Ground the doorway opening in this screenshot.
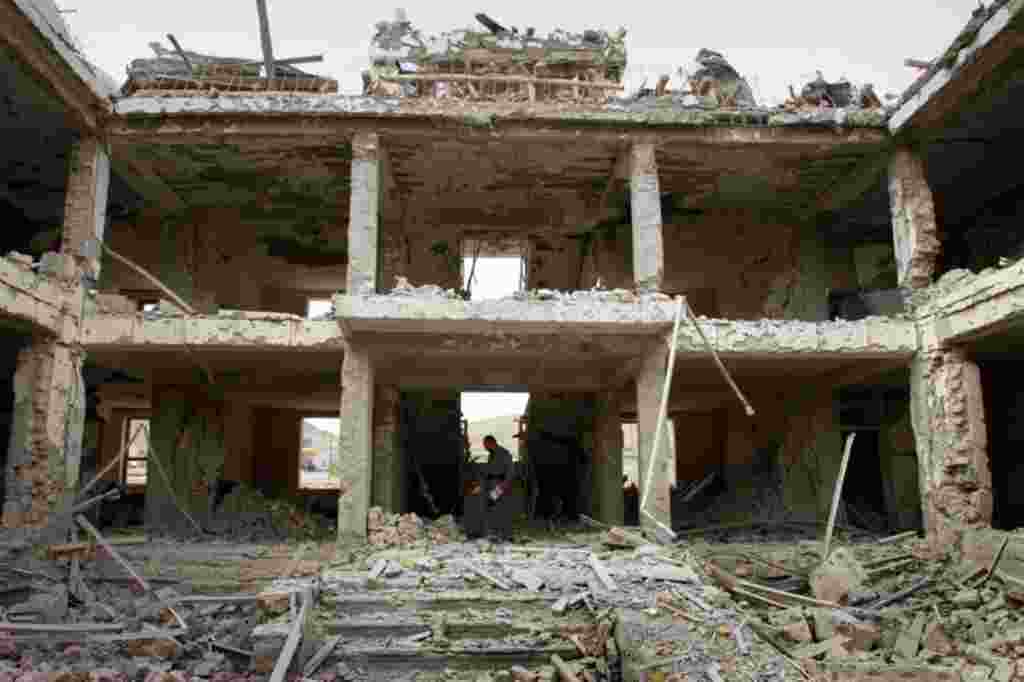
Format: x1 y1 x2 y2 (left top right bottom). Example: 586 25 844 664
299 417 340 490
462 238 526 301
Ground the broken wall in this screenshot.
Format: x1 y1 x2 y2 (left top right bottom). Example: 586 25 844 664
101 210 349 312
532 212 858 320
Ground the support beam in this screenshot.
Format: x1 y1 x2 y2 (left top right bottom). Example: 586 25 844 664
62 137 110 280
636 345 671 533
629 142 664 292
592 392 624 526
889 147 940 291
337 346 375 540
347 133 381 295
909 348 992 550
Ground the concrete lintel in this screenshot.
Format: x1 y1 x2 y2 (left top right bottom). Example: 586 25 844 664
889 2 1022 134
2 0 117 132
333 293 678 335
108 107 889 148
81 314 344 351
917 261 1024 346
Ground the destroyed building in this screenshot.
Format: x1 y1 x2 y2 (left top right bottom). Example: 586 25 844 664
0 0 1023 558
5 1 1024 679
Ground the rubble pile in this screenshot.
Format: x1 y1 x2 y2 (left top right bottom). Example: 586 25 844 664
122 41 338 96
366 506 462 546
784 71 883 111
364 10 626 102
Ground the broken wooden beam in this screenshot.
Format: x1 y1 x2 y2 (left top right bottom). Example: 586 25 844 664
269 586 312 682
75 515 150 593
166 34 194 75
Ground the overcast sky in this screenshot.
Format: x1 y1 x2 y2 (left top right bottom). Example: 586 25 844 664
69 1 977 429
66 0 977 103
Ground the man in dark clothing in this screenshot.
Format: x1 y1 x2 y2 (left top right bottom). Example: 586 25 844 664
482 435 516 541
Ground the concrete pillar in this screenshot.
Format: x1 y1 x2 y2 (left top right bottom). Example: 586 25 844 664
889 147 940 291
636 346 672 532
591 391 624 525
372 384 402 513
338 346 375 540
910 348 992 551
347 133 381 295
62 137 110 280
2 339 85 528
629 142 664 292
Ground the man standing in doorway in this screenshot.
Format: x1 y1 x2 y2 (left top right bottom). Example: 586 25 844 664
482 435 516 541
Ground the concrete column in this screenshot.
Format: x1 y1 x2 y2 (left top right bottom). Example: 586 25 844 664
372 384 402 513
62 137 110 280
910 348 992 551
889 147 940 291
636 346 672 532
591 391 624 525
629 142 664 292
2 339 85 528
347 133 381 295
338 346 375 540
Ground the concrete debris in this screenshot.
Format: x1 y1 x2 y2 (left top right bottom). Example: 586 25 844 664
123 41 338 95
367 506 462 546
365 11 626 102
688 49 757 108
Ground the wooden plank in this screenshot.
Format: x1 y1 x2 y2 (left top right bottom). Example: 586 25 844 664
269 587 312 682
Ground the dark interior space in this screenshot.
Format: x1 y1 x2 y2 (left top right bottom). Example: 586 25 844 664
403 391 464 519
1 44 142 259
839 429 889 532
939 183 1024 275
0 326 31 514
973 332 1024 530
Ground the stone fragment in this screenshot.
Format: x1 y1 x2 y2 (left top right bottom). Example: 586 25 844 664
812 610 835 641
810 548 867 604
781 620 813 643
836 621 881 652
509 666 537 682
125 639 180 659
922 621 955 656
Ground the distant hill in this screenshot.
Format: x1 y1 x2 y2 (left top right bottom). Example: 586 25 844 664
466 414 522 460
